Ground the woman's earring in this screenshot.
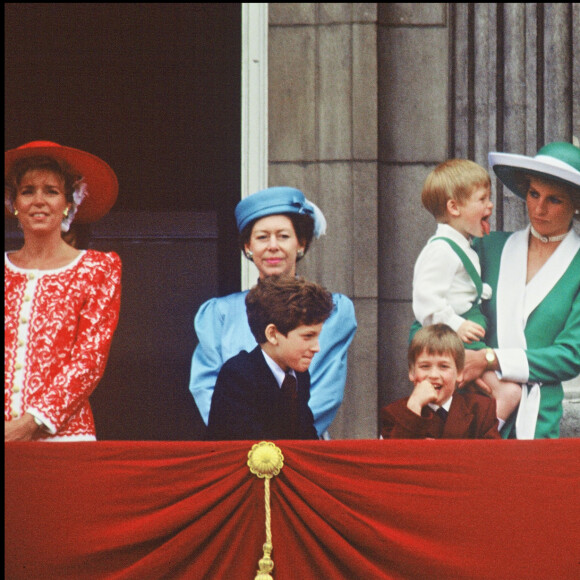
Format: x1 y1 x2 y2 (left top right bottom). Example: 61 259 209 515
297 249 305 259
575 209 580 215
63 207 69 217
245 250 254 261
13 209 18 216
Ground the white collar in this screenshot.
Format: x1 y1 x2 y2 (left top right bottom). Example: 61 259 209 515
428 395 453 413
261 349 295 388
433 223 472 249
4 250 86 275
497 226 580 335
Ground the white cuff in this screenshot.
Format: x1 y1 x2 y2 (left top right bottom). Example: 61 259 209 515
495 348 529 383
28 410 56 435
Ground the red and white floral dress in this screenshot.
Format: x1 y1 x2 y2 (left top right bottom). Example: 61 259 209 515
5 250 122 441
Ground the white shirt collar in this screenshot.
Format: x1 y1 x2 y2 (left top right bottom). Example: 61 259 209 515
434 223 471 249
261 349 295 388
428 395 453 413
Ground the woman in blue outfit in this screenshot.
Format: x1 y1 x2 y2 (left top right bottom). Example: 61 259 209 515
189 186 357 437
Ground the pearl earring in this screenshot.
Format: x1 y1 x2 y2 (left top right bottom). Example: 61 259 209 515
13 209 19 216
245 250 254 260
297 249 305 259
63 208 69 217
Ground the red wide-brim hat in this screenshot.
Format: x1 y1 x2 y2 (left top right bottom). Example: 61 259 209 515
5 141 118 223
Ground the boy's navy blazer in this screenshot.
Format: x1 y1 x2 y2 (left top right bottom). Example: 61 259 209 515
206 345 318 440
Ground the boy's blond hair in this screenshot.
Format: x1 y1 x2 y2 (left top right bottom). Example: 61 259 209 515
408 324 465 371
422 159 491 221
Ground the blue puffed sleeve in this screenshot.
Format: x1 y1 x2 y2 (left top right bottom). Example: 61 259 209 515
188 292 256 425
308 293 357 435
188 291 357 436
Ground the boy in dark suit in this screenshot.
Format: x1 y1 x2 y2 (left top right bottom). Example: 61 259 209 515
206 275 334 440
380 324 500 439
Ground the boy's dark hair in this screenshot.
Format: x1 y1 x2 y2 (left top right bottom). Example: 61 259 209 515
245 275 334 344
408 324 465 371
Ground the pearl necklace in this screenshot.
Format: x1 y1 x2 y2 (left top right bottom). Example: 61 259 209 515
530 225 569 244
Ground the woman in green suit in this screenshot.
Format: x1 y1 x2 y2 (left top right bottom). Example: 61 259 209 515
463 141 580 439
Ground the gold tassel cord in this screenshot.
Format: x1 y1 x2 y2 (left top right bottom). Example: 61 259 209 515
247 442 284 580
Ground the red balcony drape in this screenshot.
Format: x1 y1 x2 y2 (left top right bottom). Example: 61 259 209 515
5 439 579 579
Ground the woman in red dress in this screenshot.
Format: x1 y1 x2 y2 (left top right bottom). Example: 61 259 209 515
5 141 121 441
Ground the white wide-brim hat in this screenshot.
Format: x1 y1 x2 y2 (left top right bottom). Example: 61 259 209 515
488 141 580 201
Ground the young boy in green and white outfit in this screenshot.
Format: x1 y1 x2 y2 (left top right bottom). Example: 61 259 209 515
410 159 521 429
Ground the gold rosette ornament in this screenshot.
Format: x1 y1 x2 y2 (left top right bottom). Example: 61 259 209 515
247 442 285 580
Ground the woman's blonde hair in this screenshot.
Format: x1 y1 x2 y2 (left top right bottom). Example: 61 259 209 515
422 159 491 221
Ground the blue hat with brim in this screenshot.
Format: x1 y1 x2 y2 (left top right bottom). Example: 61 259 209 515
488 141 580 201
235 186 327 237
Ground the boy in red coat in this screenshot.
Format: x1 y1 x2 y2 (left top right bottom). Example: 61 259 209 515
381 324 500 439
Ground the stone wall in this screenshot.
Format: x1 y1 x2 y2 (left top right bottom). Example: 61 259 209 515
376 4 450 410
268 4 379 437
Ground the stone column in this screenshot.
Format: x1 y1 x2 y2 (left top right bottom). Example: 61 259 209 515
377 4 449 408
268 4 379 438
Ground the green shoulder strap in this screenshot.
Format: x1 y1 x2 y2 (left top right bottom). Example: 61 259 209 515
431 237 483 301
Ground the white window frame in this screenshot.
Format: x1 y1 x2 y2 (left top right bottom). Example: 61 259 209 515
240 3 268 289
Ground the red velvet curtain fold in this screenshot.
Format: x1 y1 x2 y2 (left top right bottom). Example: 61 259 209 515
5 440 579 579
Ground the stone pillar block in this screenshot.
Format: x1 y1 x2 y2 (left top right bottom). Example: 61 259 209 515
269 4 317 25
378 3 446 26
562 376 580 438
377 301 415 405
378 27 448 162
353 4 377 23
379 164 433 300
313 162 354 295
330 298 378 439
319 25 353 160
269 26 316 161
353 23 378 159
269 4 378 438
353 161 378 297
319 3 353 23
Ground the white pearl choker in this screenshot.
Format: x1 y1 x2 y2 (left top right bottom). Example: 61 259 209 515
530 225 569 244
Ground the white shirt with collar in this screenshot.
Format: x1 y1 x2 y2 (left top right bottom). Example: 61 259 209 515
428 396 453 414
413 223 492 332
261 349 296 388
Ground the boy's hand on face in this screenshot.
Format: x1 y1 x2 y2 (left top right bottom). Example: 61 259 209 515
407 379 438 416
457 320 485 344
